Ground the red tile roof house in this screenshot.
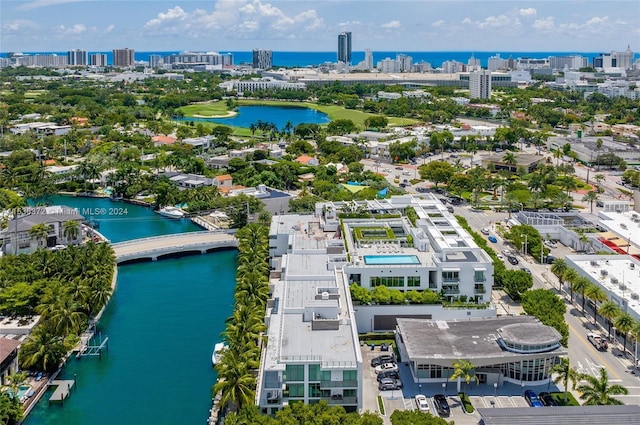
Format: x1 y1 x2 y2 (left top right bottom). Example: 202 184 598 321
152 135 177 146
213 174 233 190
295 155 319 166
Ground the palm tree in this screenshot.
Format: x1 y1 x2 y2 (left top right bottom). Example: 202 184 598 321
551 357 581 403
213 349 257 412
599 301 622 339
551 258 568 292
595 138 603 171
5 371 27 400
502 152 517 172
450 359 478 393
585 284 607 325
29 223 49 249
562 268 579 302
62 220 81 245
576 368 628 405
594 174 606 193
571 276 590 310
582 191 599 213
614 312 636 355
19 326 69 372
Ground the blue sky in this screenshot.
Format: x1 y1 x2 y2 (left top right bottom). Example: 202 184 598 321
1 0 638 52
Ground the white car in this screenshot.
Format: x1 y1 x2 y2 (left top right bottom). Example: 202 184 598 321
502 249 512 257
415 394 430 412
374 363 399 374
481 228 490 235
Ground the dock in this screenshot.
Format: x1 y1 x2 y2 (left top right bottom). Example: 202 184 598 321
49 380 75 404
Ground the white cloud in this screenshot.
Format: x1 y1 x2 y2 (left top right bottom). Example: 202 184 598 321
431 20 445 28
1 19 38 32
381 20 401 29
532 17 554 30
143 1 325 40
106 25 115 33
55 23 86 34
478 15 520 29
519 8 537 17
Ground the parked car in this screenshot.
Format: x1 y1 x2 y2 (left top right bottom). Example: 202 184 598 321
375 363 399 374
395 166 404 170
538 392 558 406
371 354 396 367
380 343 390 351
433 394 450 416
481 228 490 235
502 249 513 257
415 394 430 413
507 256 519 265
520 267 532 274
377 370 400 382
524 390 544 407
379 378 403 391
488 235 498 243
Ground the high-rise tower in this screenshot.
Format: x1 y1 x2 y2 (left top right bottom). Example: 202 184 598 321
252 49 273 70
469 69 492 100
337 32 352 64
112 48 135 68
67 49 88 66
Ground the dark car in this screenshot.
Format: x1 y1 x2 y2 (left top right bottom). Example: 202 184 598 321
520 267 532 274
433 394 450 416
380 343 390 351
524 390 544 407
377 370 400 382
370 354 395 367
538 392 558 406
507 256 519 265
378 378 402 391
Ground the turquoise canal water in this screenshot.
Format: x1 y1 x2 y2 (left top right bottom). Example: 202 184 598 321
24 197 237 425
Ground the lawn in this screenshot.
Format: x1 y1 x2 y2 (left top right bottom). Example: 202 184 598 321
178 101 233 117
551 391 579 406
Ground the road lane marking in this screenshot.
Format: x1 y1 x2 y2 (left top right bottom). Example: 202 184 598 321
568 321 621 380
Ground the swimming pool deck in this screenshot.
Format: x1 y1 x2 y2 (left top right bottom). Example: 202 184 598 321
49 380 75 404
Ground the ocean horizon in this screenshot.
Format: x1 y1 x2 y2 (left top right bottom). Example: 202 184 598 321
3 50 638 68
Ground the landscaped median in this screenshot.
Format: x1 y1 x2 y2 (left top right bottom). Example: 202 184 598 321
458 392 475 414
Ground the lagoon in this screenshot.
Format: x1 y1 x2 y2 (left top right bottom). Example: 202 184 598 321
24 197 237 425
184 105 330 129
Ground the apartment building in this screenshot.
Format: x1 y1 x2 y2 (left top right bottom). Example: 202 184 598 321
112 48 135 67
67 49 88 66
469 69 492 99
252 49 273 70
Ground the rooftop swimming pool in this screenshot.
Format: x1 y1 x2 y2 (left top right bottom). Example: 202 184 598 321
363 255 421 265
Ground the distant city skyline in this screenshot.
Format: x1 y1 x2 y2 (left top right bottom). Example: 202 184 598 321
1 0 638 53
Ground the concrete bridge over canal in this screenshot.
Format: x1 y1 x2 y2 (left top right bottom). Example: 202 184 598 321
111 231 238 264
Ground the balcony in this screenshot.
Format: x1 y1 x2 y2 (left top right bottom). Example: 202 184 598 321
474 284 485 294
320 396 358 405
474 276 487 282
442 286 460 295
320 380 358 388
442 277 460 283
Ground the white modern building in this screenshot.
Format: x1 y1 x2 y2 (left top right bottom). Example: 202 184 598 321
259 214 362 414
396 316 567 387
469 69 492 99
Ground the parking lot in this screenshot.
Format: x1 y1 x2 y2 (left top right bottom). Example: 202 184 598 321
361 344 564 423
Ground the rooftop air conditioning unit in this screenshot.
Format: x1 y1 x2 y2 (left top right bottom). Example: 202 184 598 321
632 293 640 301
591 261 599 267
601 269 608 276
631 263 636 270
620 283 627 291
611 277 618 284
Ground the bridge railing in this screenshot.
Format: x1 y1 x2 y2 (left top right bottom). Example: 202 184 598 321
115 239 238 261
111 230 235 247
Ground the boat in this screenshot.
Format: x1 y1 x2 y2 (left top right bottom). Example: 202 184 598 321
157 206 185 219
211 342 227 366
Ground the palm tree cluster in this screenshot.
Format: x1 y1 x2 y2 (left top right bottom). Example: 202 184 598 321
551 258 640 356
552 358 629 405
213 223 270 413
0 242 116 372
